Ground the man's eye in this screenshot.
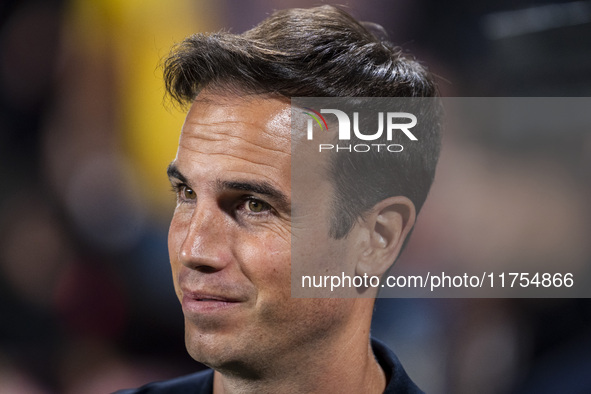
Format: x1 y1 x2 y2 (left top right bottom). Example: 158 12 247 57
245 199 269 213
181 186 196 200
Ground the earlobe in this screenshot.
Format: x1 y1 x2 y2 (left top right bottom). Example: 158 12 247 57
355 196 416 278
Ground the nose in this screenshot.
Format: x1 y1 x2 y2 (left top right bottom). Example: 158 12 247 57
176 202 232 272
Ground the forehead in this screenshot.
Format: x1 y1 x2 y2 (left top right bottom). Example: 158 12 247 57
187 91 290 134
182 92 291 147
175 91 292 185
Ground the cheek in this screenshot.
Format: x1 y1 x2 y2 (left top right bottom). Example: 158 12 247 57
295 232 347 273
168 217 180 264
168 210 192 261
240 232 291 295
168 215 186 298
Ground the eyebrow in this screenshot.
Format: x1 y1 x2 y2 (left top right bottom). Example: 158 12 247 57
167 163 187 183
166 163 290 213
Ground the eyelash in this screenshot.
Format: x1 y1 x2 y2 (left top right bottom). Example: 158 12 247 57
237 197 273 218
171 183 195 204
171 183 274 218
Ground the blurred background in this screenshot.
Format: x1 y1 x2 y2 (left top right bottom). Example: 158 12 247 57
0 0 590 393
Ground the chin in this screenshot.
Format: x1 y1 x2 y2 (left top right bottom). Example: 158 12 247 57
185 324 234 366
184 325 269 377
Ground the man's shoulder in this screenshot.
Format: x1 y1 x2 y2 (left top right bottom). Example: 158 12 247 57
371 338 425 394
114 368 214 394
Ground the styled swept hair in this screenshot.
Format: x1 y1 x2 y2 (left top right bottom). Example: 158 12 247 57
164 6 436 101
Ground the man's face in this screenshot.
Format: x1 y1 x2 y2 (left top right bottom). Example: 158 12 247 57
167 90 365 372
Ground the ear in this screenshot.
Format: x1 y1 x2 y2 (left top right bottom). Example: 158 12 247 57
355 196 416 278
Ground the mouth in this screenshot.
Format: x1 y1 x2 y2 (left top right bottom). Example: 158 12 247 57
196 298 226 302
186 290 241 302
181 290 244 316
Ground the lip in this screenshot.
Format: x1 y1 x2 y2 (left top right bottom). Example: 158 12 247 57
181 290 244 315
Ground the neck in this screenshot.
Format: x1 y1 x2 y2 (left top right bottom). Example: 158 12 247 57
212 301 386 394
